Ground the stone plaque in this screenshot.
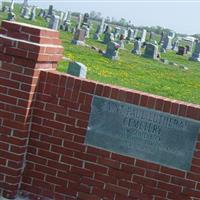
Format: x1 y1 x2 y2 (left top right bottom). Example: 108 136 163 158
85 96 200 171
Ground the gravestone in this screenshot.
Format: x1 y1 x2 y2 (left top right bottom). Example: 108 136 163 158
67 62 87 78
93 24 101 40
159 31 164 44
132 40 142 55
118 34 125 49
7 11 15 21
189 41 200 61
59 12 65 26
81 13 90 38
126 28 134 41
77 13 82 29
119 29 128 39
67 11 71 21
172 40 179 51
22 6 31 19
20 0 28 15
48 15 60 30
168 31 175 38
104 41 120 60
104 25 111 34
85 96 200 171
83 13 89 23
47 5 53 16
161 36 172 52
29 6 36 20
141 29 147 43
2 5 9 12
186 45 192 53
38 9 43 17
45 5 54 21
99 18 105 33
82 25 90 38
71 28 86 45
176 46 186 56
9 0 14 12
144 42 159 59
133 29 138 39
103 32 114 44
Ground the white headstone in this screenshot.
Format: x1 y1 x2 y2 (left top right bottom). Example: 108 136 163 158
9 0 14 12
141 29 147 43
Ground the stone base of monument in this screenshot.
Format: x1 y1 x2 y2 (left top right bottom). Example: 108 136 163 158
71 39 85 46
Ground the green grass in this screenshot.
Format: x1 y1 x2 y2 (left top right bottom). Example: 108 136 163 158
1 3 200 105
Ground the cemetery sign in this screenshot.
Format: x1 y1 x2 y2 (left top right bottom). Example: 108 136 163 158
85 96 200 171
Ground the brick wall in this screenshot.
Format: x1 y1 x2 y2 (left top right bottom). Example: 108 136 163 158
1 21 200 200
0 21 63 199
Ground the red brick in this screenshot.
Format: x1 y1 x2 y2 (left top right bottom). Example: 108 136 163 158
70 166 93 177
46 175 67 186
122 164 145 176
111 153 135 164
157 182 182 193
140 94 148 107
97 157 121 169
171 176 195 188
163 100 172 113
160 166 185 177
81 81 96 94
61 155 82 167
85 162 108 174
38 149 59 161
179 103 188 117
35 164 56 176
86 146 110 157
95 84 104 96
111 88 119 99
146 170 170 182
132 93 140 105
105 183 128 196
132 175 157 187
135 159 160 171
155 98 164 111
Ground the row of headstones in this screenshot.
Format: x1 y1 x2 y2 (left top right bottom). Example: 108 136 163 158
0 0 16 21
1 0 37 21
66 38 200 80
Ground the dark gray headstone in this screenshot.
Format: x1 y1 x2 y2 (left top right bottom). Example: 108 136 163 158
67 62 87 78
132 40 142 55
190 41 200 62
144 42 158 59
177 46 186 56
85 96 200 171
104 41 120 60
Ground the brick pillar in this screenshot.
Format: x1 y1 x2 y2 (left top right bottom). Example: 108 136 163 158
0 21 63 199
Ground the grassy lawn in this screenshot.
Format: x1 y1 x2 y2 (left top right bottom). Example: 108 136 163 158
0 3 200 105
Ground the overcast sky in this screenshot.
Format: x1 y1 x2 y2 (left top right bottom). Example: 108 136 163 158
13 0 200 35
